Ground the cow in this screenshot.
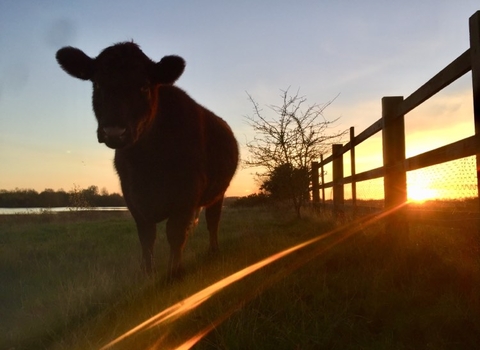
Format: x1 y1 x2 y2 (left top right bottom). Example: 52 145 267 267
56 42 239 280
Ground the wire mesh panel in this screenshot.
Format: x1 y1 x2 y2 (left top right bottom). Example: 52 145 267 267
353 177 384 208
407 156 477 203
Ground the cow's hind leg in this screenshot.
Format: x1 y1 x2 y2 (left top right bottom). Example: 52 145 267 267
205 196 224 253
136 221 157 275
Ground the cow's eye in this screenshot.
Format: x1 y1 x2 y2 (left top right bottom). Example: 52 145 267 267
94 82 101 90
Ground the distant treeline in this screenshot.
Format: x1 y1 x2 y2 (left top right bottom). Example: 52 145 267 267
230 193 270 207
0 186 125 208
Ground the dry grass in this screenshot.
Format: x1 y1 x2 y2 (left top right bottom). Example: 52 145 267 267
1 207 480 349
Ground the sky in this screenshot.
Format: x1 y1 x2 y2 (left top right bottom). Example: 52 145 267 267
0 0 479 199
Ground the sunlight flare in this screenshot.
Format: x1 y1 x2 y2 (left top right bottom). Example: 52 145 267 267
408 187 440 202
101 202 408 350
171 203 409 349
100 235 326 350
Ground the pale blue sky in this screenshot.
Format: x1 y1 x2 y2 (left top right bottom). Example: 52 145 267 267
0 1 479 196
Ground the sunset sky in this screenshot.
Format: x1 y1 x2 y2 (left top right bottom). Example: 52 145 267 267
0 1 479 199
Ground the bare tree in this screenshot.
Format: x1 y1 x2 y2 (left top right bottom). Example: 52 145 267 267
244 88 346 217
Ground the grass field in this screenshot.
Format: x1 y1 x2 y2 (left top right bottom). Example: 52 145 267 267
1 207 480 349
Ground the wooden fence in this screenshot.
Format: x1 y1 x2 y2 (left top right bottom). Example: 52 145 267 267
311 11 480 233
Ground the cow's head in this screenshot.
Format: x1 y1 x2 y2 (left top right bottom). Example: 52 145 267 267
56 42 185 149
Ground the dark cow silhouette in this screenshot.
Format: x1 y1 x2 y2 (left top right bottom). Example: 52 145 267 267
56 42 238 279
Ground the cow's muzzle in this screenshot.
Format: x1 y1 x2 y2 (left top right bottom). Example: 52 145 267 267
98 126 127 149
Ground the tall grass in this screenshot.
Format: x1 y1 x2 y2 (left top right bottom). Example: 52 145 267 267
1 212 139 348
1 208 479 349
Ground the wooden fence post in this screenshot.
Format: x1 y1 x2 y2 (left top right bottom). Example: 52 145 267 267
332 144 344 218
311 161 320 204
469 11 480 216
320 155 325 209
350 127 357 211
382 96 408 237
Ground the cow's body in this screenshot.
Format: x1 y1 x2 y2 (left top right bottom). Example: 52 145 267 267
56 42 238 279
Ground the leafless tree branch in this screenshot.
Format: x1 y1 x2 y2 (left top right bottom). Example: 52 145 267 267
244 88 346 217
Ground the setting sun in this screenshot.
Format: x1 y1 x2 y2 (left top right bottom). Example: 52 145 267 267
408 187 439 203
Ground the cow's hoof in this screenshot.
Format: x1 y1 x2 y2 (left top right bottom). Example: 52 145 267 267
167 267 186 283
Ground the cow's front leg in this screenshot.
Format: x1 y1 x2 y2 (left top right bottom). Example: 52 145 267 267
165 213 194 280
136 221 157 275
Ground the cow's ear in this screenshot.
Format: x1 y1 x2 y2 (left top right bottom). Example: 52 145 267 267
152 55 185 84
56 47 94 81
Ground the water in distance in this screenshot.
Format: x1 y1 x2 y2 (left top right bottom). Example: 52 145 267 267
0 207 128 215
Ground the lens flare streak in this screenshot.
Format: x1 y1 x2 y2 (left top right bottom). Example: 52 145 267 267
100 235 325 350
101 203 406 350
172 204 406 349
